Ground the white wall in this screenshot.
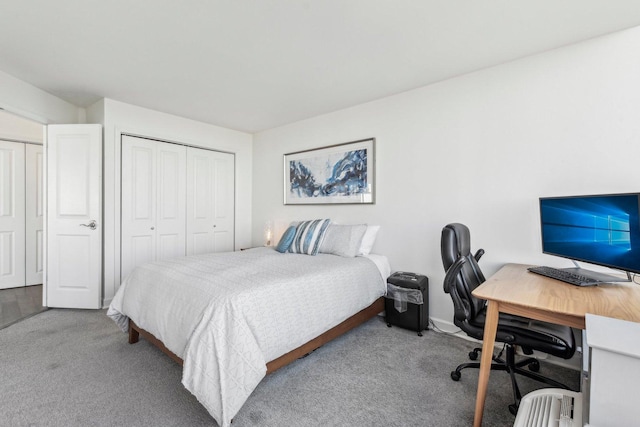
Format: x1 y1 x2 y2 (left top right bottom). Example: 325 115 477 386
98 98 253 305
252 26 640 328
0 110 43 143
0 69 80 124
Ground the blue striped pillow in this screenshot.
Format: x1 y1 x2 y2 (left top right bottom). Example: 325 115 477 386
288 219 331 255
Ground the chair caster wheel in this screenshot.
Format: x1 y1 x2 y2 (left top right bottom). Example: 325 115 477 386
417 331 423 337
528 360 540 372
387 323 392 328
450 371 461 381
468 351 479 360
508 404 519 416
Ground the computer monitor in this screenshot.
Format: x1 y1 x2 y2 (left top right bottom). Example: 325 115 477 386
539 193 640 280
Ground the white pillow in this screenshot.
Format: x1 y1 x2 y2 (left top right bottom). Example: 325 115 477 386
319 224 367 257
357 225 380 256
288 219 331 255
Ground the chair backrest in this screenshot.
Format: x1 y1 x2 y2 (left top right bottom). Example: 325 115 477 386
441 223 487 325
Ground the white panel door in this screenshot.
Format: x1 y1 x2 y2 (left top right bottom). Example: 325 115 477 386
156 142 186 260
121 136 156 281
186 147 234 255
121 135 186 281
25 143 43 286
0 140 26 289
46 124 102 309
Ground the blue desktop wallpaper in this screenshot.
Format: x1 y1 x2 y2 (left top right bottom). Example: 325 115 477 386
540 194 640 273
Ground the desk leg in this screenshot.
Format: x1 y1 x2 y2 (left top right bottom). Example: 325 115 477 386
473 300 499 427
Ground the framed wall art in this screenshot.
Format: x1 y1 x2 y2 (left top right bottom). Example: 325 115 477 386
283 138 375 205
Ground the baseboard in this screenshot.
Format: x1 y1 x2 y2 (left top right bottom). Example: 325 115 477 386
429 317 480 342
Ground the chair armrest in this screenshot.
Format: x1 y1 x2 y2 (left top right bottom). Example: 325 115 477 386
443 256 467 294
474 249 485 262
443 256 473 323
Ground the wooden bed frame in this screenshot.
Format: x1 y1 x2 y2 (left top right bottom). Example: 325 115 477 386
128 296 384 374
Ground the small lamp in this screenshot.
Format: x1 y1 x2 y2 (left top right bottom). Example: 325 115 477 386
264 220 273 246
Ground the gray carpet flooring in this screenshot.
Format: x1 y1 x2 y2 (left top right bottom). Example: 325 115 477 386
0 309 580 426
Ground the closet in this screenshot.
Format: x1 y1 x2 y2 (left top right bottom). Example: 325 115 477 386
120 135 235 281
0 140 43 289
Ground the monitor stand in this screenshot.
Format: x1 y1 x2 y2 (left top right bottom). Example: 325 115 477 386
564 261 632 284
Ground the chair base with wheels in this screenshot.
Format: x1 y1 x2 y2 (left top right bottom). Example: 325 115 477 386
450 343 570 415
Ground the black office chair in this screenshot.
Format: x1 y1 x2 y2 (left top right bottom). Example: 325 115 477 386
441 223 576 415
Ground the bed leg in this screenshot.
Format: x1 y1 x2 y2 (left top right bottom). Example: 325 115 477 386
128 322 140 344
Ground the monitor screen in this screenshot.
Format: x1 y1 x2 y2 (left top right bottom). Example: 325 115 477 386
539 193 640 274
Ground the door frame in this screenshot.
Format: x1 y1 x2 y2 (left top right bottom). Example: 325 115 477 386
113 130 236 297
89 120 250 308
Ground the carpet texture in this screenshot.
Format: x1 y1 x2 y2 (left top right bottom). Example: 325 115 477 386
0 309 580 426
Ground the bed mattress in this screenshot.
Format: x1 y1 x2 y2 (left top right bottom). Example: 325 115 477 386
108 247 388 426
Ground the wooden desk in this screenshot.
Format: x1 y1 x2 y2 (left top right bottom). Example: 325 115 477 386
471 263 640 427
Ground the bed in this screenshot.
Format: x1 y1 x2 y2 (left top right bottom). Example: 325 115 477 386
107 245 389 427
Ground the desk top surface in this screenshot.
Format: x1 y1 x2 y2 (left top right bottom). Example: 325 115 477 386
473 263 640 326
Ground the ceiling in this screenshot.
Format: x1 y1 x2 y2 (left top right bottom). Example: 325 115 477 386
1 1 640 133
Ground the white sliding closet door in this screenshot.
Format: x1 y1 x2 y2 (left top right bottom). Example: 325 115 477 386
186 147 235 255
121 135 186 281
0 140 26 289
25 144 43 286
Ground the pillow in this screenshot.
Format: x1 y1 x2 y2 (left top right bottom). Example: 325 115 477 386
319 224 367 257
288 219 331 255
357 225 380 256
275 225 297 253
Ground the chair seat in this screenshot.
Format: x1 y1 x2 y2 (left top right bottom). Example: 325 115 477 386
470 309 576 359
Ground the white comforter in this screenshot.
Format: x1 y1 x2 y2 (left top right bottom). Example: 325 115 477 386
107 247 388 427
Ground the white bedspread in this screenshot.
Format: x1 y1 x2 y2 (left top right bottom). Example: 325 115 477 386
107 247 387 427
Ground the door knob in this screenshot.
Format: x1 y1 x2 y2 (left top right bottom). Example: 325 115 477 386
151 227 155 230
80 220 98 230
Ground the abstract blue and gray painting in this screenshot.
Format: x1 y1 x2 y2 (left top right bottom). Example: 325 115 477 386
289 149 368 198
